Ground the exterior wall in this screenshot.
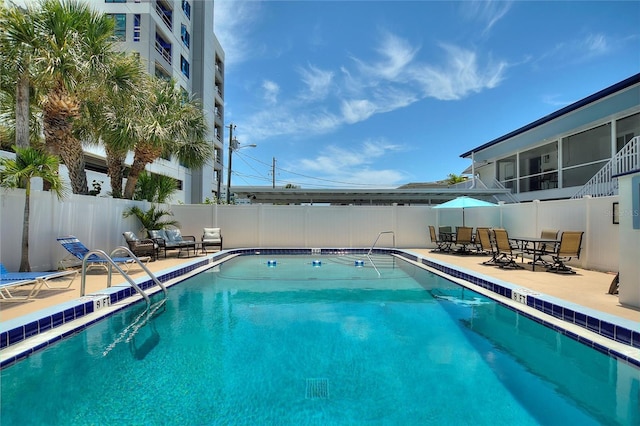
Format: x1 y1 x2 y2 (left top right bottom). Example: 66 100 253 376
617 173 640 307
468 79 640 201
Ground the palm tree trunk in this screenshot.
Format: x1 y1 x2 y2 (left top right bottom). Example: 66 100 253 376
43 87 88 194
15 72 31 149
105 144 126 198
20 181 31 272
123 145 162 199
123 156 148 199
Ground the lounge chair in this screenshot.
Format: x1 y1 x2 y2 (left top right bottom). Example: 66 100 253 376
201 227 223 253
428 225 450 252
147 228 196 258
57 235 149 272
493 229 524 269
123 232 158 260
545 231 584 274
0 263 78 302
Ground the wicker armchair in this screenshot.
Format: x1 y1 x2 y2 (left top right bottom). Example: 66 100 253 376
123 232 157 260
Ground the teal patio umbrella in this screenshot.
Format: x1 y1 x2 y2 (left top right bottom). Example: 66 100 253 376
433 196 497 226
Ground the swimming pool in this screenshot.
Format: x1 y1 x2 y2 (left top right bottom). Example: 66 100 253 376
1 254 639 424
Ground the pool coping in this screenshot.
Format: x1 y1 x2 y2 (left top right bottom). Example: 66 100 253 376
1 248 639 369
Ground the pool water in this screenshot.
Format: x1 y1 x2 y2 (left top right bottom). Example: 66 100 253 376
1 255 638 425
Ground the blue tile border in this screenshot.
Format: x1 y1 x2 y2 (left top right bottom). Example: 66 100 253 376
410 251 640 369
1 248 638 370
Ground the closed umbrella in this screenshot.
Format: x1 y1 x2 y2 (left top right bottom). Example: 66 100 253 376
433 196 497 226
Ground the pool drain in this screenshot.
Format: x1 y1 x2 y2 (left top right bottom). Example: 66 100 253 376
305 378 329 399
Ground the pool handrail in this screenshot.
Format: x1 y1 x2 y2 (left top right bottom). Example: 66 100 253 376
367 231 396 276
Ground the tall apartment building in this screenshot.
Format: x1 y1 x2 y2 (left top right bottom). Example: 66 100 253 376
90 0 225 203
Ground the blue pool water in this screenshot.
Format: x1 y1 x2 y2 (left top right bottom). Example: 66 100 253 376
1 255 639 425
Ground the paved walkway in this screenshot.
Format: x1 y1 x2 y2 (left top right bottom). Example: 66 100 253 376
1 250 638 324
411 249 638 322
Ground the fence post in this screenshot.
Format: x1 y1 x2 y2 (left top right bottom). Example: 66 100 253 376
583 195 592 269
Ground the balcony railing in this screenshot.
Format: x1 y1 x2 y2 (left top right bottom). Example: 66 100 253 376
154 40 171 64
155 1 172 30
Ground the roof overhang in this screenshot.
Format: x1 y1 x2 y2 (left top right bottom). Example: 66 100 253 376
233 187 512 205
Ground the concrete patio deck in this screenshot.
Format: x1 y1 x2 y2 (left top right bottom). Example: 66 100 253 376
1 249 638 325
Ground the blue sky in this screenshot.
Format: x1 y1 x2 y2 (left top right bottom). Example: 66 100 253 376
215 1 639 189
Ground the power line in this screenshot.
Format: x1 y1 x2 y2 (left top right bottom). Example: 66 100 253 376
236 151 392 187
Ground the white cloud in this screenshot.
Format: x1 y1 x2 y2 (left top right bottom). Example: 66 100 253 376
298 65 334 101
262 80 280 105
340 99 377 124
410 44 507 100
354 31 419 81
294 140 407 187
214 1 263 68
583 33 609 56
461 1 513 35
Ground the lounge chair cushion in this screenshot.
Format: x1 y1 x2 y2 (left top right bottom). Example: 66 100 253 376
203 227 222 242
123 231 139 242
148 229 169 241
165 228 183 243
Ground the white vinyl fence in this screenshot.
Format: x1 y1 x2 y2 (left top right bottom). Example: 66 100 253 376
0 189 619 274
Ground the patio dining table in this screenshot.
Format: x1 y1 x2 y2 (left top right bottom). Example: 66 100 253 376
439 230 477 254
509 236 560 271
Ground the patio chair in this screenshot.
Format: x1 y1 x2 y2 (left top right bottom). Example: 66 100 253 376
201 227 223 253
475 227 498 263
0 263 78 302
545 231 584 274
123 232 158 261
148 228 196 258
428 225 450 252
57 236 149 272
523 229 559 262
493 229 524 269
453 226 474 254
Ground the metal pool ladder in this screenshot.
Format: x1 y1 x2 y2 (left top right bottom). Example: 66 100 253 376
80 246 168 306
367 231 395 276
79 247 170 357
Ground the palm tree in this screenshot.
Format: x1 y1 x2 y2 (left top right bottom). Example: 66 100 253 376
134 171 178 204
0 146 66 271
0 2 43 150
122 77 212 199
123 205 179 235
445 173 468 185
36 0 117 195
77 52 146 198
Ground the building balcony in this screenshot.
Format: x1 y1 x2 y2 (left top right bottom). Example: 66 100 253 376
155 0 173 31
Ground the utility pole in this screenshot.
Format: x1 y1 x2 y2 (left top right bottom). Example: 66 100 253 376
226 123 236 204
272 157 276 188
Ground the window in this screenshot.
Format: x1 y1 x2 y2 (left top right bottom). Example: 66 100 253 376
180 55 190 78
497 155 516 180
181 24 190 48
133 14 141 42
562 123 611 168
562 123 611 187
616 112 640 152
518 142 558 192
108 14 126 41
182 0 191 19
